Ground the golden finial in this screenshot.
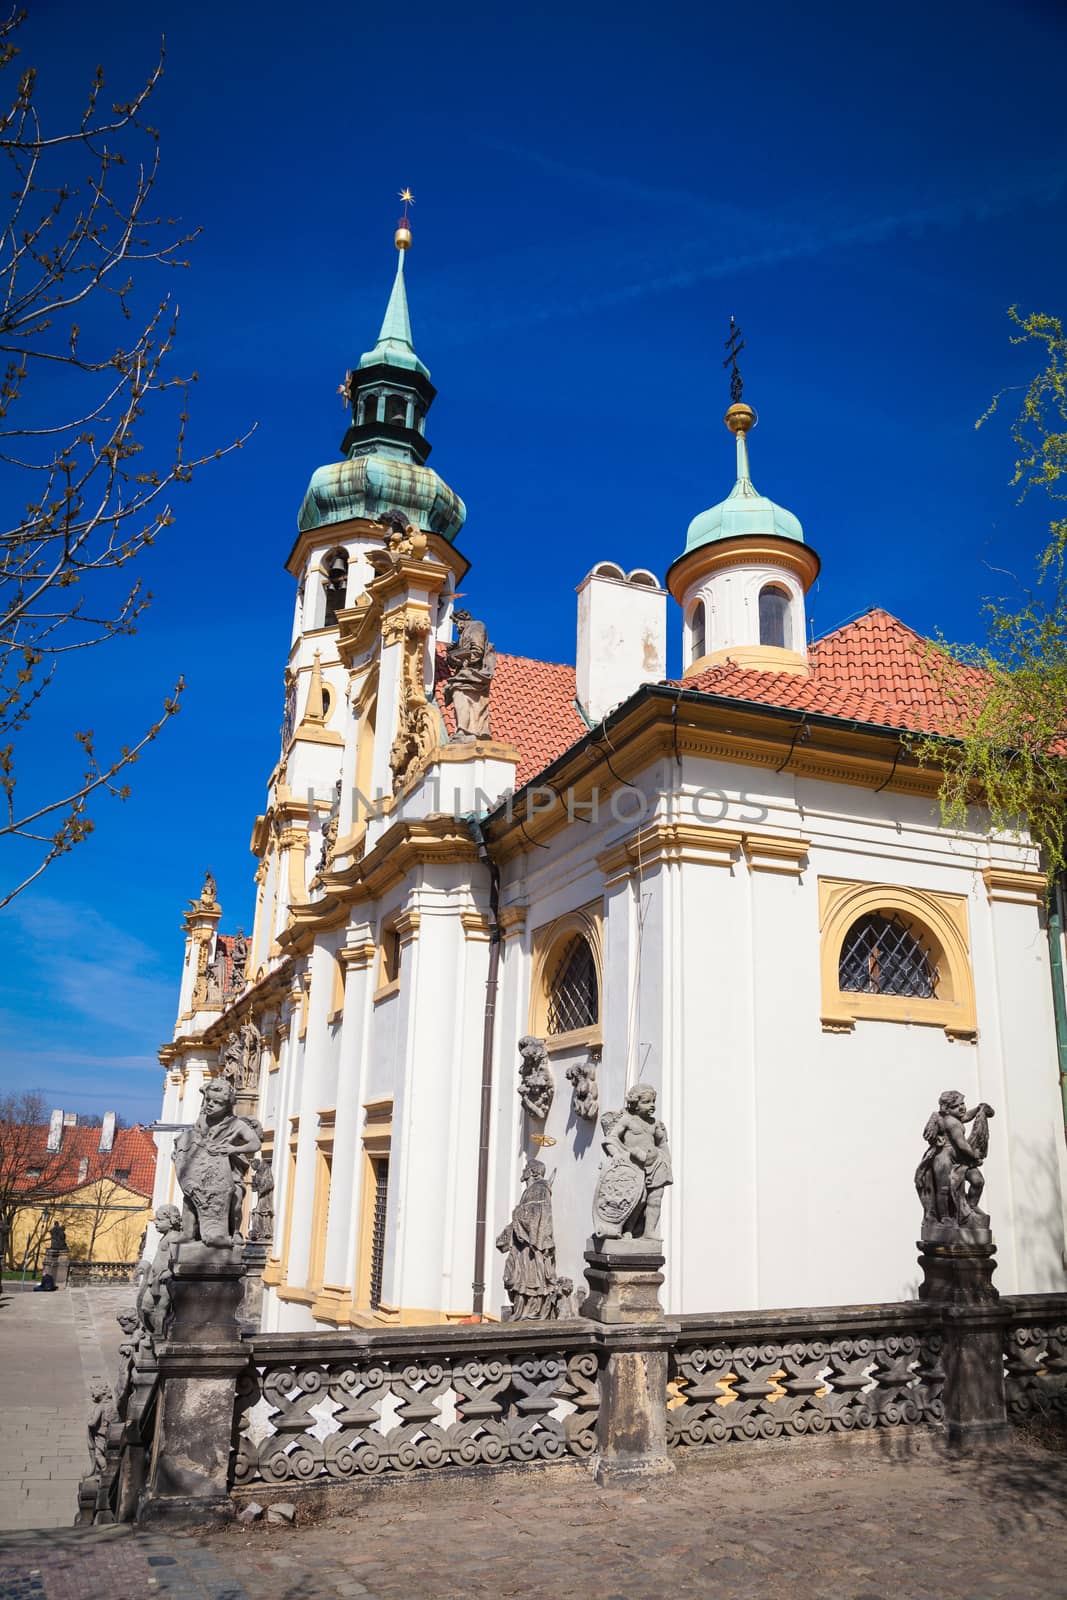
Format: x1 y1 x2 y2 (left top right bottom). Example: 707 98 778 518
395 187 414 250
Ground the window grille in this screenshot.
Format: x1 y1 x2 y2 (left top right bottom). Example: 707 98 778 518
369 1157 389 1310
838 912 940 999
546 935 599 1035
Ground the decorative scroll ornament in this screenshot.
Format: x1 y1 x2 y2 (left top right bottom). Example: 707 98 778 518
516 1035 553 1120
389 613 437 786
591 1085 672 1243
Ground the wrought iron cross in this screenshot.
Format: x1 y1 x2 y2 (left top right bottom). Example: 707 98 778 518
723 315 745 404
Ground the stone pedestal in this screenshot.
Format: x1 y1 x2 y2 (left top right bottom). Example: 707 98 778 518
43 1248 70 1286
582 1237 675 1485
918 1236 1010 1447
137 1242 247 1527
581 1236 666 1326
238 1240 269 1336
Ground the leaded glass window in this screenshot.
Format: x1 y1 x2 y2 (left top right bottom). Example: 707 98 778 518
546 934 599 1035
838 912 940 999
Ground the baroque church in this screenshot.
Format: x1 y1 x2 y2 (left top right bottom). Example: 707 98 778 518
150 206 1067 1328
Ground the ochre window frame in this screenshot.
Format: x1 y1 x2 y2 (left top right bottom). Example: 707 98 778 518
818 877 976 1039
529 904 604 1055
355 1099 392 1314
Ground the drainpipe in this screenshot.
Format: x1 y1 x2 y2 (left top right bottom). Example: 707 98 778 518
466 816 501 1319
1046 875 1067 1144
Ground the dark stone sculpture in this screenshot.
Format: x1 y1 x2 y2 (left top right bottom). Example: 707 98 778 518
591 1086 673 1243
228 930 249 992
566 1053 600 1121
200 870 217 906
916 1091 995 1242
219 1021 262 1094
49 1221 68 1254
443 609 495 741
114 1310 148 1419
136 1203 182 1340
517 1035 554 1121
495 1160 560 1320
86 1378 115 1478
248 1155 275 1244
172 1079 261 1248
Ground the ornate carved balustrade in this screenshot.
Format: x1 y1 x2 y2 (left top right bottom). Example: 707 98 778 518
668 1304 945 1450
1002 1293 1067 1423
68 1260 137 1287
233 1322 601 1488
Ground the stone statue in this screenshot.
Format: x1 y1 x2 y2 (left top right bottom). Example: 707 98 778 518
915 1090 995 1240
200 870 217 906
566 1054 600 1121
389 614 438 785
220 1021 262 1093
205 939 228 1004
172 1079 261 1248
551 1276 580 1319
114 1310 147 1418
49 1221 68 1254
228 929 249 992
136 1203 182 1339
591 1086 673 1243
373 510 428 565
248 1155 275 1244
495 1160 559 1320
443 609 495 741
517 1035 554 1120
86 1378 114 1478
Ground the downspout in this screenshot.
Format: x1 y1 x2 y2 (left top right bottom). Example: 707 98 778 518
1046 874 1067 1143
466 815 501 1319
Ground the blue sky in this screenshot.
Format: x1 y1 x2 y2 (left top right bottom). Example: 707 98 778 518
1 0 1065 1124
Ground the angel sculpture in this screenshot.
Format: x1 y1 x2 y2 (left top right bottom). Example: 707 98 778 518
591 1085 672 1243
915 1090 995 1238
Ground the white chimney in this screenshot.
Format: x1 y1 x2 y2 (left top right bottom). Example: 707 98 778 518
46 1108 64 1152
576 562 667 726
99 1111 116 1153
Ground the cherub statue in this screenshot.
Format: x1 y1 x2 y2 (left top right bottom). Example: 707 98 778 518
173 1078 261 1246
566 1054 599 1121
114 1310 147 1418
915 1090 995 1238
517 1035 554 1120
86 1378 114 1478
591 1085 673 1243
136 1203 182 1339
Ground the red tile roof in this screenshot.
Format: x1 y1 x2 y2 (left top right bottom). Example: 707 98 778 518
435 609 986 795
677 609 987 735
6 1123 157 1199
435 645 587 788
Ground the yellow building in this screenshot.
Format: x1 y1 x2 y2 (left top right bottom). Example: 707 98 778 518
6 1120 156 1277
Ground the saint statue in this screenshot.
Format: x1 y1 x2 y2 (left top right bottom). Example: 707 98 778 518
200 869 217 906
172 1079 261 1248
249 1155 275 1243
915 1090 995 1239
591 1085 673 1243
49 1221 68 1254
443 609 495 741
496 1159 559 1320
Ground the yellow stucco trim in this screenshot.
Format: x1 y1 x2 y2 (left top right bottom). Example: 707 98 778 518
598 821 743 883
818 877 977 1039
743 833 811 874
687 643 810 677
666 534 821 602
983 866 1047 906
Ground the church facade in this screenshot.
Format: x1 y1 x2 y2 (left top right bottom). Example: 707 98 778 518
150 212 1067 1328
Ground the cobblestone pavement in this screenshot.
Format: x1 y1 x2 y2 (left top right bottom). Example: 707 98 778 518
0 1286 133 1530
0 1435 1066 1600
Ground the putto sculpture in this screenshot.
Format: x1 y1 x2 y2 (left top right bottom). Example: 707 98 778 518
86 1378 114 1479
172 1078 261 1248
566 1052 600 1122
496 1159 562 1320
136 1203 182 1339
443 609 495 741
248 1154 275 1244
916 1090 995 1241
517 1035 554 1121
591 1085 673 1244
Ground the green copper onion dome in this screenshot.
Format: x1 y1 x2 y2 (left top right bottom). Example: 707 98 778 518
297 203 465 540
683 403 804 553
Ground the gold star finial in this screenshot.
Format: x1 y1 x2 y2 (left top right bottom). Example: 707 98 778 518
398 187 414 205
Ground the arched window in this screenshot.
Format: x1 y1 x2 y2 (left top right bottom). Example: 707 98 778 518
758 584 791 650
838 912 940 999
546 934 599 1035
385 393 408 426
689 600 706 663
323 549 349 627
361 393 379 426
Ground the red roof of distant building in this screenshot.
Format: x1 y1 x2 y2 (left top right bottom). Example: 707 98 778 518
6 1123 157 1199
